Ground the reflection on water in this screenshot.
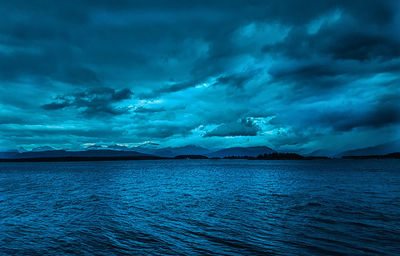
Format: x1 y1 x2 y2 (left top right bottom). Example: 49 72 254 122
1 160 400 255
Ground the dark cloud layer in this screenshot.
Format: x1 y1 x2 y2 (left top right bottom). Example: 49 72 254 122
42 87 133 117
205 119 260 137
0 0 399 152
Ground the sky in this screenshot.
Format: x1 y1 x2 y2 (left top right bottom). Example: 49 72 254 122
0 0 399 154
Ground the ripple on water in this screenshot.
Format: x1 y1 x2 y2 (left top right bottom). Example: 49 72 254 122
0 159 400 255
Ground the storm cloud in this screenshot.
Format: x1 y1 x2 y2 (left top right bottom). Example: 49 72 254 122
0 0 399 153
42 87 133 117
204 119 260 137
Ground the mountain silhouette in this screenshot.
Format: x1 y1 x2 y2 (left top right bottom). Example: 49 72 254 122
337 139 400 157
14 149 151 159
208 146 275 158
135 145 211 157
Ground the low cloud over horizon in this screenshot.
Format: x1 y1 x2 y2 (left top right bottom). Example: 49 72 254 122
1 0 399 154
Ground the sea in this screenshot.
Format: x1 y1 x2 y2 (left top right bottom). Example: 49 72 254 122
1 159 399 255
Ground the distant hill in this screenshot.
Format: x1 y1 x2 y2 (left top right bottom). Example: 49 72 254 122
31 146 56 152
208 146 275 158
306 149 336 157
4 141 400 161
254 152 329 160
135 145 211 157
0 150 18 159
174 155 208 159
338 140 400 157
10 149 152 159
0 145 276 160
343 153 400 159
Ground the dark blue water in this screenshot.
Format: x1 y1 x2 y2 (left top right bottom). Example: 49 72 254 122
1 160 399 255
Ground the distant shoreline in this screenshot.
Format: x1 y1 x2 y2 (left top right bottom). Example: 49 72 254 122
0 153 399 162
0 156 167 162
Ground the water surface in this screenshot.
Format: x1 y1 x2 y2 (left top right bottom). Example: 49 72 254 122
1 160 399 255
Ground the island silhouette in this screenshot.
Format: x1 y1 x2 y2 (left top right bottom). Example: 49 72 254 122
1 145 399 162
